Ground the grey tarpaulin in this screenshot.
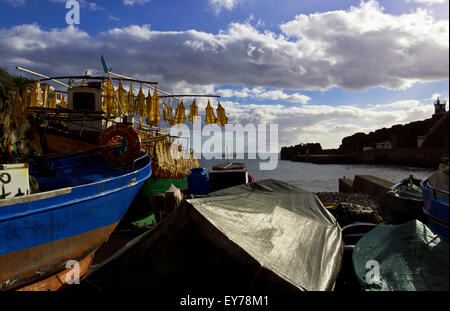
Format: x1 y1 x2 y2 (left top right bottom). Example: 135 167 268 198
83 179 343 291
352 220 449 291
189 179 343 291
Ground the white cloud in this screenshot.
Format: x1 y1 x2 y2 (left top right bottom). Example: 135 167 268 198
212 98 436 149
257 90 311 104
123 0 150 6
374 99 420 109
209 0 242 13
216 88 311 104
280 0 449 90
404 0 447 5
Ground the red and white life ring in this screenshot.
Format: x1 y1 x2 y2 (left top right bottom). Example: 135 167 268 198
100 124 142 165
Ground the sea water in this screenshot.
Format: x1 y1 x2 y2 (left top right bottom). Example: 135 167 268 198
198 154 435 193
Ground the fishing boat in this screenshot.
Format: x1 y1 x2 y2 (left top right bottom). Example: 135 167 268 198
0 151 151 290
208 160 255 192
381 175 424 224
421 166 449 239
11 65 235 228
211 162 246 170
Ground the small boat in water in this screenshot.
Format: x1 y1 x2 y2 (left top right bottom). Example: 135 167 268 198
208 161 254 193
421 167 449 239
0 152 151 290
211 162 245 170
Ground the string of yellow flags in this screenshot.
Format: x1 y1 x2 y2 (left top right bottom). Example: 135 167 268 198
99 80 227 126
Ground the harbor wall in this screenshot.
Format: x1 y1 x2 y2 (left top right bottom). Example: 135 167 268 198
281 112 449 168
289 147 446 167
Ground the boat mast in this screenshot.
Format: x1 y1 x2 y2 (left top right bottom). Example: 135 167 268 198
16 66 69 88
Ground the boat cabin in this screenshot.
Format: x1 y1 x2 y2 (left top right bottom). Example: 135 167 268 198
68 83 103 112
65 82 107 137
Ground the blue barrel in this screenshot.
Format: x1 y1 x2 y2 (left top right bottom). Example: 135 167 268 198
188 168 210 195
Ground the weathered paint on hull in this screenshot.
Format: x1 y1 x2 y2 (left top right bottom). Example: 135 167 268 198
16 250 93 291
0 222 118 290
16 254 93 291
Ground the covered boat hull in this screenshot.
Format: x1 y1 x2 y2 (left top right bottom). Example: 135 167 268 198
0 154 151 290
421 179 449 239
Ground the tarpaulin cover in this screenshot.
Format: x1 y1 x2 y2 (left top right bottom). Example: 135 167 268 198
186 179 343 291
352 220 449 291
85 179 343 291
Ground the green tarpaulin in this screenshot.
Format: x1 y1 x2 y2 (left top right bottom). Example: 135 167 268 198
353 220 449 291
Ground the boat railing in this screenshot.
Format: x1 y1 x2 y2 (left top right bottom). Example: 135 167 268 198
131 152 151 170
423 179 449 200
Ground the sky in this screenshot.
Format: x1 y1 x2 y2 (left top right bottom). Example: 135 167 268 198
0 0 449 150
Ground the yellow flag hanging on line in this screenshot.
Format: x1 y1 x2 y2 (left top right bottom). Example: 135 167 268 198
104 78 117 116
188 98 199 123
137 84 146 116
152 89 161 124
174 100 186 125
216 102 228 126
127 82 135 114
167 100 174 126
205 100 216 125
117 80 127 114
146 89 161 126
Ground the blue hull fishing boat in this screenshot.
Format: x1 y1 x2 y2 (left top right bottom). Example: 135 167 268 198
421 168 449 240
0 152 151 290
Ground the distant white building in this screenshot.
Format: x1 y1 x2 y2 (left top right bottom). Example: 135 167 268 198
375 141 392 150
